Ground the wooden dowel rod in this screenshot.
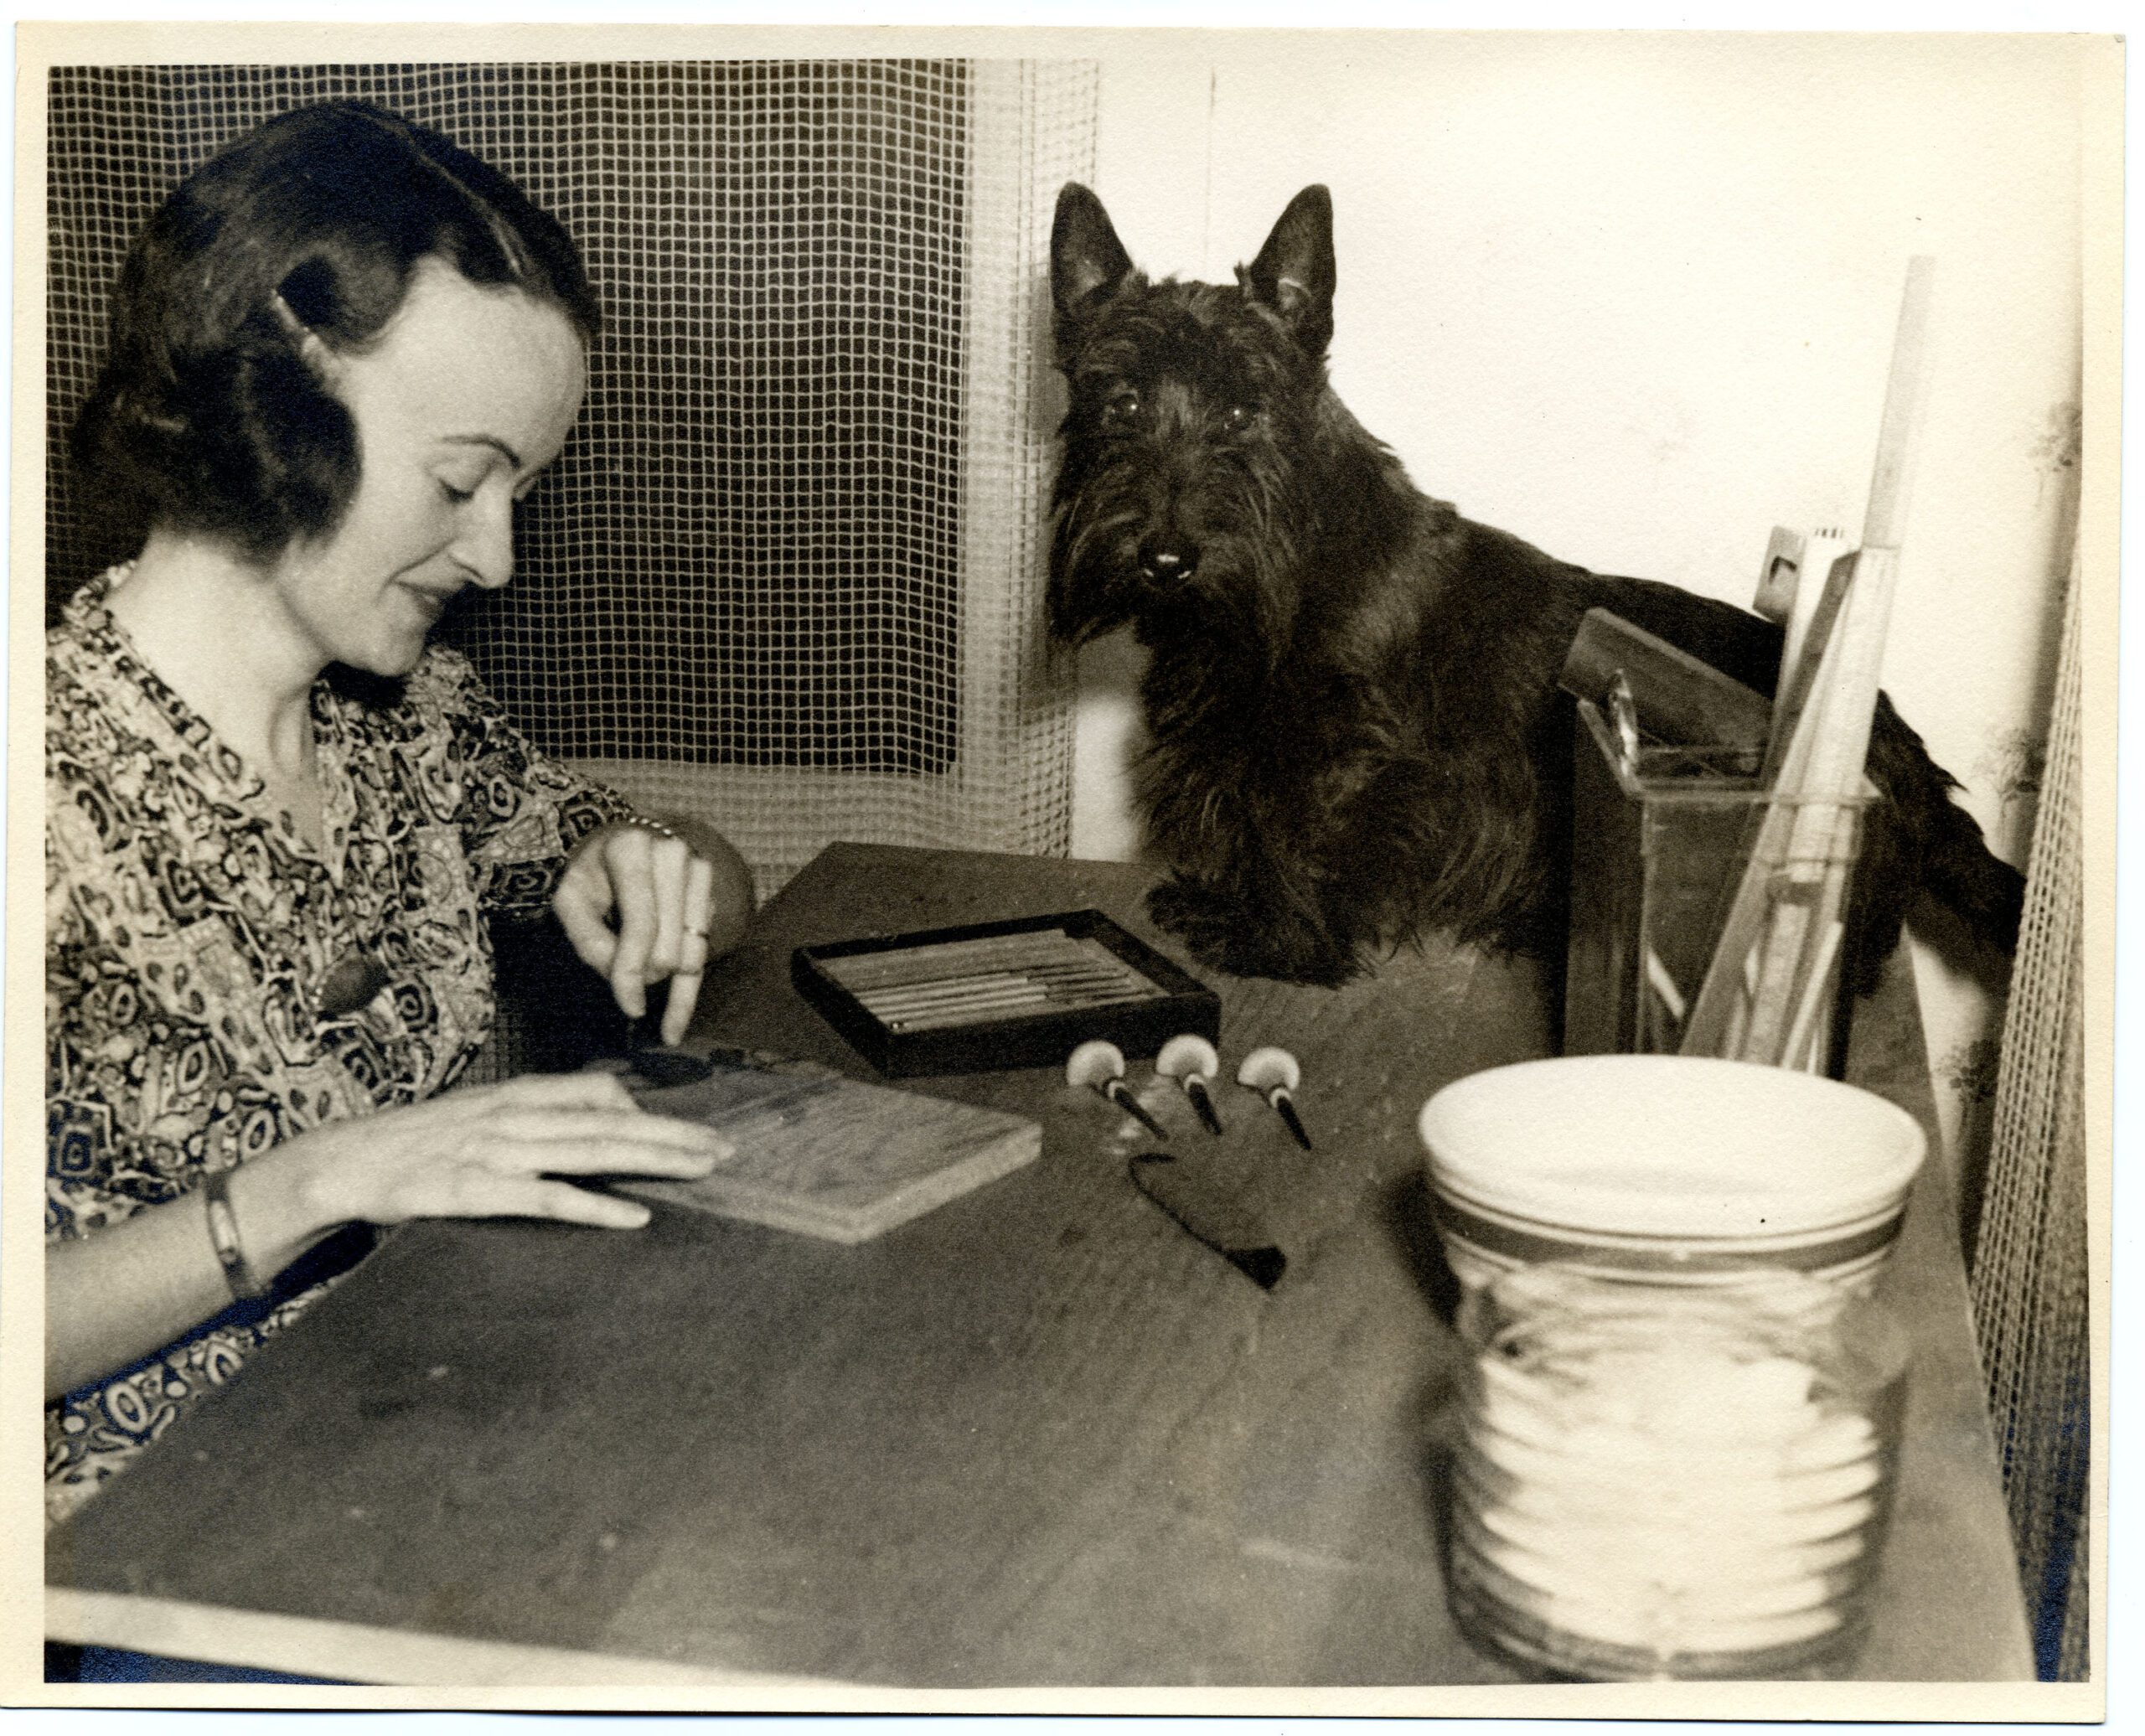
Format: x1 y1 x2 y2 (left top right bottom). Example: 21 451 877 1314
855 962 1135 997
1786 546 1897 811
1682 690 1827 1054
886 985 1160 1032
823 933 1096 988
861 970 1141 1013
1782 917 1848 1072
1761 544 1857 787
1740 876 1826 1064
872 977 1148 1013
823 933 1079 975
1863 255 1937 551
1723 943 1759 1060
1761 528 1857 781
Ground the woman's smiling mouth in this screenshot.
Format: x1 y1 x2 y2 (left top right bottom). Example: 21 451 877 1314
396 581 462 623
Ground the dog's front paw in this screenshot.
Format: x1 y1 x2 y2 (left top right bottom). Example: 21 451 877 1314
1256 936 1363 989
1227 926 1362 988
1146 879 1362 987
1145 877 1244 961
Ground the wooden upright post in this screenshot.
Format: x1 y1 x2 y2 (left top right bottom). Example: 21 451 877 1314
1681 258 1936 1066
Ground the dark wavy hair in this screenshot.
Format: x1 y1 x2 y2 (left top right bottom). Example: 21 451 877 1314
70 100 601 563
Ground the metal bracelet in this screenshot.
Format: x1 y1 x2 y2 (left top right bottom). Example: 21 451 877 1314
203 1167 266 1303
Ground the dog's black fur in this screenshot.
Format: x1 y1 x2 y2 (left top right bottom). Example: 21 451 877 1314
1047 181 2024 992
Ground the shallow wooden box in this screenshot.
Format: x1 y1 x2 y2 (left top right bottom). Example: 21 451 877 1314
793 907 1221 1077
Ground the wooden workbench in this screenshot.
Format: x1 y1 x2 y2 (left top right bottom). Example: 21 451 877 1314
45 843 2033 1689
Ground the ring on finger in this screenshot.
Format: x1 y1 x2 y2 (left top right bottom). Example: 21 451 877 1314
620 814 679 842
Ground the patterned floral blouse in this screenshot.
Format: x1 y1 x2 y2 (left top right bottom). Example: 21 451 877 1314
45 566 634 1523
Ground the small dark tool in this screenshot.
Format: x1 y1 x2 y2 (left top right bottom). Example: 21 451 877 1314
1066 1039 1170 1140
1129 1153 1284 1290
626 1048 719 1088
622 979 752 1088
623 983 712 1084
1238 1046 1312 1150
1156 1033 1225 1135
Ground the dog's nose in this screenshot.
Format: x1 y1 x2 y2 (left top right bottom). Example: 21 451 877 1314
1140 539 1201 581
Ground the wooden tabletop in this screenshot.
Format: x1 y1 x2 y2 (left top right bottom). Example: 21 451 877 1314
46 843 2033 1687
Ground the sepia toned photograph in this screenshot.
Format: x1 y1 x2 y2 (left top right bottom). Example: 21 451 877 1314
8 18 2117 1717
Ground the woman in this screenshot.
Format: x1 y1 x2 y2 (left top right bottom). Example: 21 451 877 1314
46 100 757 1522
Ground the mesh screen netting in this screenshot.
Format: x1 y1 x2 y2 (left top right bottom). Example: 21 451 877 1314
1970 552 2091 1682
46 60 1098 896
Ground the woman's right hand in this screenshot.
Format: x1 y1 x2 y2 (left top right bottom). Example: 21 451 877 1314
283 1071 734 1234
46 1072 731 1403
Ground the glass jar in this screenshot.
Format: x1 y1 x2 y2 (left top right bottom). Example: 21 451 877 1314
1446 1263 1909 1681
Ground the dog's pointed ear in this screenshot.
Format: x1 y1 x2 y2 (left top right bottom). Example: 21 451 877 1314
1052 182 1135 328
1243 184 1336 357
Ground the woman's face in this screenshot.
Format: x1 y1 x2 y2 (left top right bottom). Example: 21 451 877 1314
270 260 587 678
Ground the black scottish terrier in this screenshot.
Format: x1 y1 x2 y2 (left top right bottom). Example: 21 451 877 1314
1047 181 2024 992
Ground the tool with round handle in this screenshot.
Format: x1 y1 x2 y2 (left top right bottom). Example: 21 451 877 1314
1156 1034 1226 1135
1237 1046 1312 1150
1067 1039 1171 1140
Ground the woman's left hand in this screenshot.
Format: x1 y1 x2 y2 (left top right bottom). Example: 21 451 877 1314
553 817 753 1046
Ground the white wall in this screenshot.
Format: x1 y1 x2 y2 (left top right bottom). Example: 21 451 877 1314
1067 33 2093 1160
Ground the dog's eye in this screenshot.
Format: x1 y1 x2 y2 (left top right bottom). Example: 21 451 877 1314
1104 389 1142 421
1223 403 1256 431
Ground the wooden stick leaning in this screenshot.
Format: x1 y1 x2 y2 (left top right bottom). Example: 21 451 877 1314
1749 256 1938 1062
1784 915 1848 1072
1756 527 1858 788
1677 530 1857 1049
1681 538 1862 1057
1683 595 1853 1058
1737 556 1896 1064
1681 256 1936 1065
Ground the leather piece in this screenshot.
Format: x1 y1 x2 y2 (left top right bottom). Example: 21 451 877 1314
1128 1152 1285 1290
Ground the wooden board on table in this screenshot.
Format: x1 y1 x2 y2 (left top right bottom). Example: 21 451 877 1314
615 1058 1041 1243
